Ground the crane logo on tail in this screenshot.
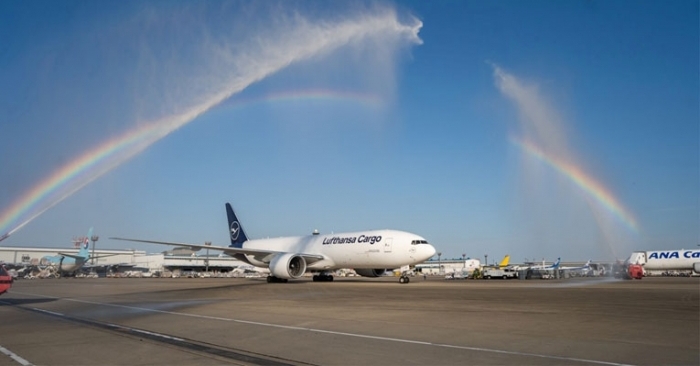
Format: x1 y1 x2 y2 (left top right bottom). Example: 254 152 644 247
230 221 240 241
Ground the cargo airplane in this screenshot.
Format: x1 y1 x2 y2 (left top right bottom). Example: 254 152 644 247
39 228 94 277
626 250 700 275
40 227 115 277
113 203 437 284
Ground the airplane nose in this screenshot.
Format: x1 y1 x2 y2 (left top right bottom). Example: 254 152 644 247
423 244 437 260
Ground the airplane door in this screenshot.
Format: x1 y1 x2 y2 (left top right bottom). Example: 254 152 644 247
384 238 393 253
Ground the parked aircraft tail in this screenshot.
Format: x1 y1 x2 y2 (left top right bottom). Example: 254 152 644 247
551 257 561 269
226 203 249 248
77 227 94 259
498 255 510 268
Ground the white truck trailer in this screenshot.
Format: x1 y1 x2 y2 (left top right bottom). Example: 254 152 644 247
482 267 518 279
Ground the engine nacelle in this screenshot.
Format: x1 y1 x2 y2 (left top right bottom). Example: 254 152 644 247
269 253 307 279
354 269 387 278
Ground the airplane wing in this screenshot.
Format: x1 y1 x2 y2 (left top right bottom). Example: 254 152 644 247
83 263 135 270
91 253 122 259
110 237 325 264
57 252 88 260
57 252 122 260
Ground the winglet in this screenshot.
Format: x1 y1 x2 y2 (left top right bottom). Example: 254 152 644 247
226 203 248 248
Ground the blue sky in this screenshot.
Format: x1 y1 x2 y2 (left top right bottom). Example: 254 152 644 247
0 0 697 264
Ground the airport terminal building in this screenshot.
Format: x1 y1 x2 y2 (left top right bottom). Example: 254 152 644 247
0 245 249 277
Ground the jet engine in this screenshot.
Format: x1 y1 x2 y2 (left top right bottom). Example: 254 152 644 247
354 269 387 277
269 253 307 279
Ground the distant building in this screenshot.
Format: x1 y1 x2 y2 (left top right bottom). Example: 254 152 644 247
0 245 247 274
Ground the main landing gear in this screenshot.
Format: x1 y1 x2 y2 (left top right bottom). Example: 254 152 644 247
398 268 412 284
266 276 288 283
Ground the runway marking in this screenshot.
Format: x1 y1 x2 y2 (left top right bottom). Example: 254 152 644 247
0 301 35 366
4 299 295 366
31 308 64 317
12 292 635 366
122 327 186 342
0 345 34 366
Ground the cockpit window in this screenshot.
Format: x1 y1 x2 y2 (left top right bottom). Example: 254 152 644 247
411 240 429 245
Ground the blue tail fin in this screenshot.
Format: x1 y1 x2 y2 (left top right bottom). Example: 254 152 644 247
551 257 561 269
226 203 248 248
78 227 93 259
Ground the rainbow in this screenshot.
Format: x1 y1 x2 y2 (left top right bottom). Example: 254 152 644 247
0 122 162 236
512 138 638 232
0 89 383 237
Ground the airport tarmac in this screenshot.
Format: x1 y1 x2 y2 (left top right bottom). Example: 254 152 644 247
0 276 698 366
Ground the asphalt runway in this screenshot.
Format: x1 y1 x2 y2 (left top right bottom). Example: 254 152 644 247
0 276 697 366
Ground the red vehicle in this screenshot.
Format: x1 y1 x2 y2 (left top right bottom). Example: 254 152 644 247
0 265 13 295
627 264 643 279
613 260 643 280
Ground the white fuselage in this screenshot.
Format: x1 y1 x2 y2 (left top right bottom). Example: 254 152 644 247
527 260 560 271
627 250 700 272
242 229 436 270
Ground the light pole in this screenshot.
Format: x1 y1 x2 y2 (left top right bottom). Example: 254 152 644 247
462 253 466 268
437 252 442 275
90 235 99 265
205 241 211 273
484 254 488 267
